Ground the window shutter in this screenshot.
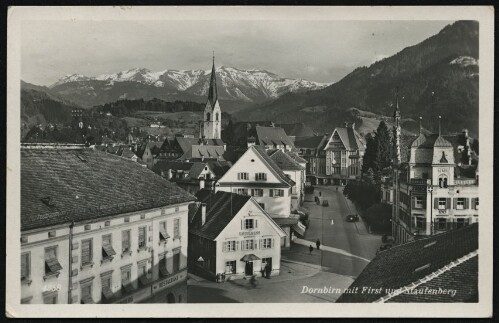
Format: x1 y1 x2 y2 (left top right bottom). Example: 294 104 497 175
271 238 274 249
270 189 274 197
434 198 438 209
235 241 239 251
453 198 457 209
255 219 258 228
241 220 244 230
259 239 262 249
222 242 226 252
464 198 469 209
446 198 451 209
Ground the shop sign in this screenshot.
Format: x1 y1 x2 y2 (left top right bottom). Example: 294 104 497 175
239 231 260 236
152 269 186 294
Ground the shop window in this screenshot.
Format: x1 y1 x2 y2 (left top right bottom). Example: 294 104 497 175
225 260 236 274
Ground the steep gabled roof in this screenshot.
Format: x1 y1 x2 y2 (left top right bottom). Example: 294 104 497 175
255 126 294 148
252 146 295 186
286 151 308 164
179 145 225 161
336 224 478 303
189 191 251 240
21 147 195 231
328 127 366 151
175 137 225 154
269 149 304 171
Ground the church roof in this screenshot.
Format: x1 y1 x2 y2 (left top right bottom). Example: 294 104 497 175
409 134 453 149
207 56 218 107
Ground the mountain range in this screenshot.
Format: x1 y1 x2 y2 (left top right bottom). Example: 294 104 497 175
43 66 328 112
234 20 479 137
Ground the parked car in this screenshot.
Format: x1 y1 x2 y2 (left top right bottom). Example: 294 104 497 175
322 200 329 207
346 214 359 222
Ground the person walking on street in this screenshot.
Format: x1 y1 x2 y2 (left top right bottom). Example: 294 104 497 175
316 239 321 250
309 245 313 254
265 264 271 279
250 274 257 288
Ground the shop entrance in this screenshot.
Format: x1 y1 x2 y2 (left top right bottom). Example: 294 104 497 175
245 261 253 276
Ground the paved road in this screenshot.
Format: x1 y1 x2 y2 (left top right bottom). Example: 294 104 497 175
295 185 381 277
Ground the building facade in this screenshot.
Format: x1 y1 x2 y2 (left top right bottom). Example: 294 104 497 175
391 105 479 243
20 144 195 304
269 149 306 210
294 135 329 185
215 145 297 248
324 123 366 185
188 192 286 281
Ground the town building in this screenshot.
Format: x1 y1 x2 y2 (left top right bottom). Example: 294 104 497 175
177 144 226 162
215 145 298 248
323 123 366 185
248 126 295 152
390 100 479 243
274 123 316 140
152 160 217 194
268 149 306 209
202 56 222 140
20 144 195 304
294 135 329 185
160 136 225 161
336 223 478 303
188 191 286 281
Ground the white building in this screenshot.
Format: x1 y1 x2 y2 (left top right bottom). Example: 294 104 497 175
20 144 195 304
188 191 286 280
203 56 222 140
215 145 297 248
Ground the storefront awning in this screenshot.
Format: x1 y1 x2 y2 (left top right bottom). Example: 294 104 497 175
293 222 306 237
241 254 260 262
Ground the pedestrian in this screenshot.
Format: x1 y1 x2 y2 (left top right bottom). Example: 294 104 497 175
250 274 257 288
309 245 313 254
316 239 321 250
222 272 226 282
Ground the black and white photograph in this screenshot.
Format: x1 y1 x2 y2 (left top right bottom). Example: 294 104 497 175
6 6 493 318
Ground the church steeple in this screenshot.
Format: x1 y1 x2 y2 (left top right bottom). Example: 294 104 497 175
207 53 218 107
392 89 401 166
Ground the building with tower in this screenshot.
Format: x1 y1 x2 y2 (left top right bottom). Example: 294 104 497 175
202 56 222 140
391 96 479 244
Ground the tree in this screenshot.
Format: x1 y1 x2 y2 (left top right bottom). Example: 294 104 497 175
362 133 377 175
374 121 392 172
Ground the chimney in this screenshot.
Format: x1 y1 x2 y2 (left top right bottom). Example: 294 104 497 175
201 203 207 226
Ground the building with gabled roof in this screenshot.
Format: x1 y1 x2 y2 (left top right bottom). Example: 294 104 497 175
20 144 195 304
188 191 286 281
336 223 478 303
178 144 226 162
323 123 366 185
294 135 329 185
152 160 216 194
250 126 295 152
268 149 306 209
215 145 297 248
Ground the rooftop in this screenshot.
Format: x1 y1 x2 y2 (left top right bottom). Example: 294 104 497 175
268 149 304 171
336 223 478 303
21 146 195 231
255 126 295 148
275 123 315 137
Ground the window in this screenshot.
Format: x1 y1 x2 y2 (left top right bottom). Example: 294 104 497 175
235 188 248 195
435 218 447 230
456 198 465 210
104 221 111 227
456 218 470 229
81 239 93 266
101 275 113 300
439 176 448 188
414 196 424 209
251 189 263 197
244 218 255 230
21 252 30 282
173 248 181 273
261 238 273 249
122 230 131 254
102 234 116 260
438 198 447 210
270 189 284 197
80 283 94 304
159 221 170 241
138 226 147 249
474 198 479 210
84 224 91 231
255 173 267 181
43 291 58 304
206 112 211 121
121 266 132 288
414 216 426 230
215 113 219 121
237 172 249 180
158 253 169 277
173 218 181 239
225 260 236 274
243 239 255 250
48 230 56 238
224 241 237 252
44 246 62 277
138 261 150 286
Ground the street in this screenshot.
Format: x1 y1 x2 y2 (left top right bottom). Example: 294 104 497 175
187 185 382 303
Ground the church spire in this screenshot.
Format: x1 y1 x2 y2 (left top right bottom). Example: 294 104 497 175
207 52 218 107
392 89 401 166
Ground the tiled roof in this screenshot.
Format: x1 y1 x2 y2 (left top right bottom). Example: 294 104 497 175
330 127 366 151
275 123 315 137
189 191 251 240
410 133 452 149
188 162 208 179
336 223 478 303
269 150 304 171
179 145 225 161
175 137 225 154
21 147 195 231
207 160 232 177
252 146 295 187
152 160 194 174
387 254 478 302
286 151 308 164
255 126 295 148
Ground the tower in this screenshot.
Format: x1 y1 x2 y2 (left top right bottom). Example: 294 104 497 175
392 90 402 242
392 92 401 166
203 54 222 140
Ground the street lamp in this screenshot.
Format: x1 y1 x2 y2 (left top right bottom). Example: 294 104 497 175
427 184 434 235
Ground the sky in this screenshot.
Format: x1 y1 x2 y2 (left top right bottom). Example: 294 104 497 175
21 20 453 86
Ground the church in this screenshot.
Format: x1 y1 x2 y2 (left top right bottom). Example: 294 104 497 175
202 56 222 140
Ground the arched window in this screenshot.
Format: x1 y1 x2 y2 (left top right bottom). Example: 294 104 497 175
215 113 219 121
438 174 448 188
206 112 211 121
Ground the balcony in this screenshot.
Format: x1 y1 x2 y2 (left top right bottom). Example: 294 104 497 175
454 178 477 186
